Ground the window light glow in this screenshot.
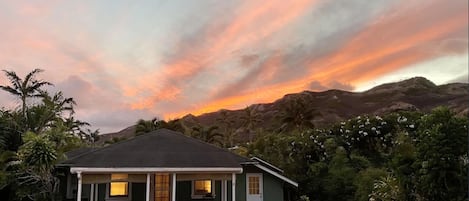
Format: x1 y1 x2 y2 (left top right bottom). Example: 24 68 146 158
110 174 128 196
194 180 212 195
110 182 128 196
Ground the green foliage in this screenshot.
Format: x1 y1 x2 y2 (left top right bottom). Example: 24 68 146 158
369 174 403 201
278 97 317 132
191 124 223 146
216 110 236 148
354 168 387 201
0 69 92 200
15 132 59 201
240 106 263 142
135 117 161 135
414 107 468 201
0 69 52 119
246 107 468 201
135 118 185 136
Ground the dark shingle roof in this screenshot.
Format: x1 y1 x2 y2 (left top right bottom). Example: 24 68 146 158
65 147 99 160
60 129 250 168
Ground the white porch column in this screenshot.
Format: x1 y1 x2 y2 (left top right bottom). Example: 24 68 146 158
146 173 151 201
222 180 227 201
94 184 98 201
232 173 236 201
90 184 95 201
172 174 177 201
77 172 82 201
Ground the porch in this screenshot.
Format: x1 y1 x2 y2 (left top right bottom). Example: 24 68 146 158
69 168 241 201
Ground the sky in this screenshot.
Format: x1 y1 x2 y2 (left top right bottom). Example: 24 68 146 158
0 0 467 133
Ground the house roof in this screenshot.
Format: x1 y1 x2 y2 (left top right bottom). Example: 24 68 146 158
65 147 99 160
251 157 284 174
60 129 250 169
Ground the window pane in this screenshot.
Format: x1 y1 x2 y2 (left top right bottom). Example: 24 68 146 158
248 176 259 195
111 174 128 180
194 180 211 195
110 182 128 196
155 174 170 201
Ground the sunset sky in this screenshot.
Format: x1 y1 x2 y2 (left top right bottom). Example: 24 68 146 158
0 0 467 133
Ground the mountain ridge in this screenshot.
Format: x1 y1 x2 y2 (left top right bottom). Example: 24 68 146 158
99 77 468 143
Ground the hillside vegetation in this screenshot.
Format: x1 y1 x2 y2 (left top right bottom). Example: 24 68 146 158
1 69 467 201
102 77 468 201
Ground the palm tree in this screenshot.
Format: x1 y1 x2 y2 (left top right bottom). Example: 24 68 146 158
191 124 223 146
41 91 76 117
216 110 236 148
240 107 262 142
0 109 23 151
278 97 317 132
135 118 161 135
0 69 52 118
64 116 91 139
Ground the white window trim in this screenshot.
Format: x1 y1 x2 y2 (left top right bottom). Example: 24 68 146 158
191 179 216 199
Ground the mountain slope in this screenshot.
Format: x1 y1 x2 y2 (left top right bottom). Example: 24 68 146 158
100 77 468 142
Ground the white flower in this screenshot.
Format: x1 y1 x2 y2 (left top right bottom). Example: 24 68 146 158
397 116 407 123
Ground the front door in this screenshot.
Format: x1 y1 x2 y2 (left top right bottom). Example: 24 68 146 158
246 173 263 201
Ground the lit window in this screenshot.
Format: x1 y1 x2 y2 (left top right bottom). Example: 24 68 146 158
155 174 170 201
193 180 212 197
110 174 128 197
248 176 260 195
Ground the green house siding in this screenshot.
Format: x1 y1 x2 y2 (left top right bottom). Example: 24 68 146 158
262 172 284 201
171 171 284 201
235 174 246 201
239 165 285 201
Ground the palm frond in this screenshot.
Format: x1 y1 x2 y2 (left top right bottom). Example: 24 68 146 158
0 86 21 96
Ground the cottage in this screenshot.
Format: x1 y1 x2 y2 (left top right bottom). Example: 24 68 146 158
57 129 297 201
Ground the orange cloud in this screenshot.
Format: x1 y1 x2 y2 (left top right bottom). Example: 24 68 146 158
164 0 467 119
131 0 317 109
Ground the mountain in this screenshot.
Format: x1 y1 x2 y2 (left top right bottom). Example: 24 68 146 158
99 77 468 143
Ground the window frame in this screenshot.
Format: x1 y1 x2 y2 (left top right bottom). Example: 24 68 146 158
155 174 171 201
191 179 215 199
109 174 129 198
